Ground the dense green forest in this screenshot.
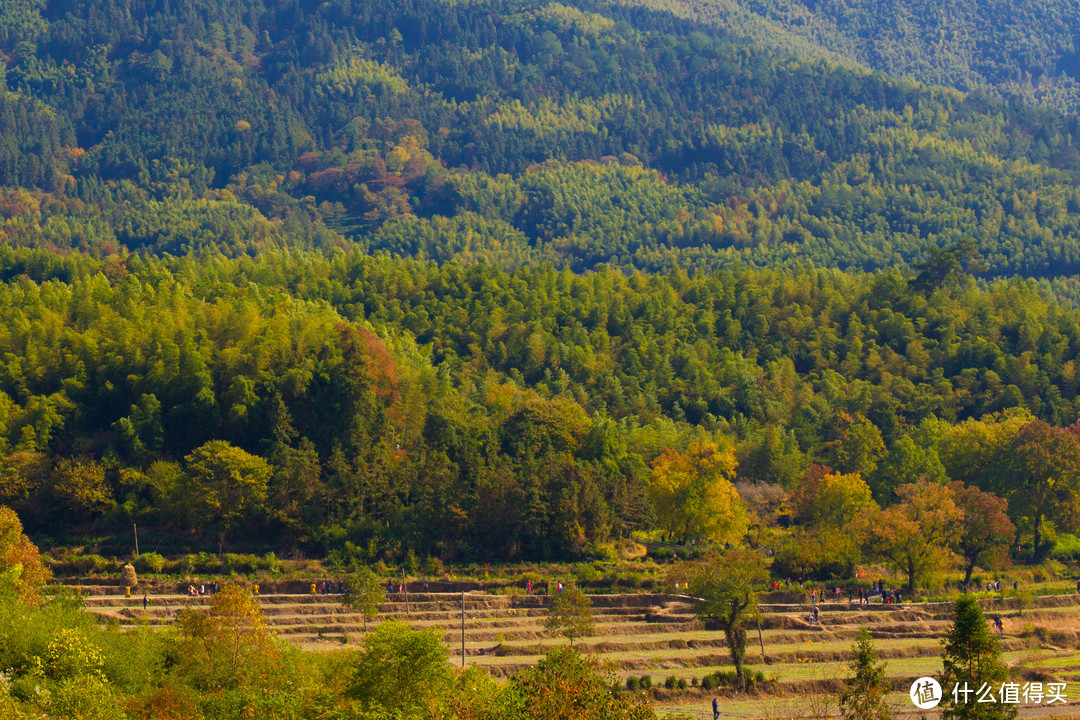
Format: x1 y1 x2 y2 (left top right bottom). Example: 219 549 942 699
0 0 1076 571
619 0 1080 114
5 0 1080 278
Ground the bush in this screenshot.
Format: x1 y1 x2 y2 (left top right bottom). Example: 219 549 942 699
1050 534 1080 560
702 668 769 691
51 552 111 576
259 552 281 574
639 675 652 689
625 677 639 691
649 547 674 561
677 678 687 690
134 553 166 574
574 564 600 584
664 675 677 689
223 554 259 574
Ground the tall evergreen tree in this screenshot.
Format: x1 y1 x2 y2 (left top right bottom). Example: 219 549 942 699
939 596 1016 720
840 627 892 720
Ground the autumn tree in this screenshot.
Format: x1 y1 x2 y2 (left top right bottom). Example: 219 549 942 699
179 441 272 556
648 440 747 545
793 471 877 529
48 457 112 519
546 585 595 647
688 549 768 690
0 506 50 605
949 483 1015 585
877 481 963 592
177 584 278 690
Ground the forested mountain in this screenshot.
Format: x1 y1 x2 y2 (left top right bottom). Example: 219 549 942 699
1 0 1080 562
3 0 1080 278
620 0 1080 114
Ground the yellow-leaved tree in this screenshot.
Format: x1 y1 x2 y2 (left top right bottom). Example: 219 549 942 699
177 584 280 690
0 505 51 605
649 440 748 545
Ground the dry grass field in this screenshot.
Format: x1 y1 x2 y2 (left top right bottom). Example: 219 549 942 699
76 583 1080 718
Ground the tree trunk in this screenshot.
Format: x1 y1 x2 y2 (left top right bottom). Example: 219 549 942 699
963 558 975 585
1032 514 1048 561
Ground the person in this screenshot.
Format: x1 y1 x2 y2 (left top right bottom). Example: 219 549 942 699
557 581 563 593
713 697 720 719
143 593 148 610
200 583 205 595
527 580 532 595
993 616 1004 637
811 589 816 605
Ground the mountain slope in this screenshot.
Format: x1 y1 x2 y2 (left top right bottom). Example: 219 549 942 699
616 0 1080 114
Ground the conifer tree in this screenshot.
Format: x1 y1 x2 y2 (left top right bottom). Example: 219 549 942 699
939 596 1016 720
840 627 891 720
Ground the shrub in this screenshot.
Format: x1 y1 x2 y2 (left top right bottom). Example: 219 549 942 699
625 677 639 691
259 552 281 574
134 553 166 574
639 675 652 689
222 554 258 574
574 564 600 584
702 668 768 691
664 675 677 689
324 549 346 571
677 678 687 689
649 547 674 561
1051 534 1080 560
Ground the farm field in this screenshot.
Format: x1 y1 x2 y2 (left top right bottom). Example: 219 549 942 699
76 582 1080 718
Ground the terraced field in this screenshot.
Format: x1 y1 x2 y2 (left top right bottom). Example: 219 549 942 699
76 584 1080 718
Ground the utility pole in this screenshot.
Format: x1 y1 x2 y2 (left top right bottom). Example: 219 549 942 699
461 591 466 668
133 523 139 556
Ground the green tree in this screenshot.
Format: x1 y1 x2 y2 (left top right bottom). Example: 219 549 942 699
545 585 595 647
180 441 271 556
687 549 768 690
509 647 655 720
348 620 453 717
938 596 1016 720
840 627 891 720
1003 421 1080 560
342 566 386 631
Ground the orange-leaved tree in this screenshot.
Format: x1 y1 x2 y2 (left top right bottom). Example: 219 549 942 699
0 505 51 605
